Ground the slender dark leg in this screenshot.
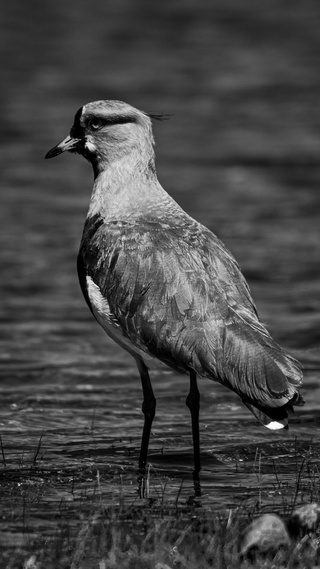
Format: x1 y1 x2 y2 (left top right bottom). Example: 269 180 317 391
136 358 156 474
186 370 201 494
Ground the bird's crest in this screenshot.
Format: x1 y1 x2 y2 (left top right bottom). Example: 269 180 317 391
146 112 172 121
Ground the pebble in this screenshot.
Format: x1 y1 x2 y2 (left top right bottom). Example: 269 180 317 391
241 513 291 557
288 503 320 538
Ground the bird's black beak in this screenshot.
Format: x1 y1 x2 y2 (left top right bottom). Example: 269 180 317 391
45 135 82 159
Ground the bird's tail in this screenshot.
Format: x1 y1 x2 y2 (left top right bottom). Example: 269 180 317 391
242 391 304 430
216 315 304 430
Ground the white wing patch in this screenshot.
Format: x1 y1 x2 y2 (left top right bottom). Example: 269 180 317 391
86 276 113 319
86 276 156 365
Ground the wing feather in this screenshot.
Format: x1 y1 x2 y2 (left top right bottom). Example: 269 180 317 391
78 215 303 415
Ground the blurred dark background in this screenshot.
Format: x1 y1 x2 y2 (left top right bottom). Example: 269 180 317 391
1 0 320 370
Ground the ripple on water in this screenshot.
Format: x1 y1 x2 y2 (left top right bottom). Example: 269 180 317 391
0 357 319 541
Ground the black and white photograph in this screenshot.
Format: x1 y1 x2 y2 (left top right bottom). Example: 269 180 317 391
1 1 320 567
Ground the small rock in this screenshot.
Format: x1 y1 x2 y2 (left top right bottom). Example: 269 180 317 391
288 503 320 538
23 556 38 569
241 513 291 557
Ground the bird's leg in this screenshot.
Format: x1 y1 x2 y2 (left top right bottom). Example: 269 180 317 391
186 370 201 494
136 358 156 478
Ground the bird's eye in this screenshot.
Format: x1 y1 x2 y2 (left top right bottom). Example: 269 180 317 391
88 118 104 131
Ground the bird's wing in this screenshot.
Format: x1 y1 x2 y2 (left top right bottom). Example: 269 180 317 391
78 214 302 408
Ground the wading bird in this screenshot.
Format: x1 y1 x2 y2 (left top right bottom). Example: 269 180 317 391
45 100 304 487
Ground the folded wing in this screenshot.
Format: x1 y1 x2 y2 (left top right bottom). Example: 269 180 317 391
78 214 303 428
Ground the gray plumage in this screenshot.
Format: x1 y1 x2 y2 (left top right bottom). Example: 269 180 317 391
46 99 304 474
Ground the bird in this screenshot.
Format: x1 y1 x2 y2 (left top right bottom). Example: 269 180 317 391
45 99 304 484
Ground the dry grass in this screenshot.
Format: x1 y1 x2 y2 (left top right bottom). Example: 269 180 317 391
1 445 320 569
3 501 320 569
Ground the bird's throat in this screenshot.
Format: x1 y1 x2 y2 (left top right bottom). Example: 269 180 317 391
87 158 168 222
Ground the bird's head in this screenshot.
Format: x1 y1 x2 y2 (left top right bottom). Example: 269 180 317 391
45 100 167 176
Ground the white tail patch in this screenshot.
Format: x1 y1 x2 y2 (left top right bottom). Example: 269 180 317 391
265 420 287 430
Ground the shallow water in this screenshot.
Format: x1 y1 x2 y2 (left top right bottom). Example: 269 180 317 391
0 356 319 549
1 0 320 556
